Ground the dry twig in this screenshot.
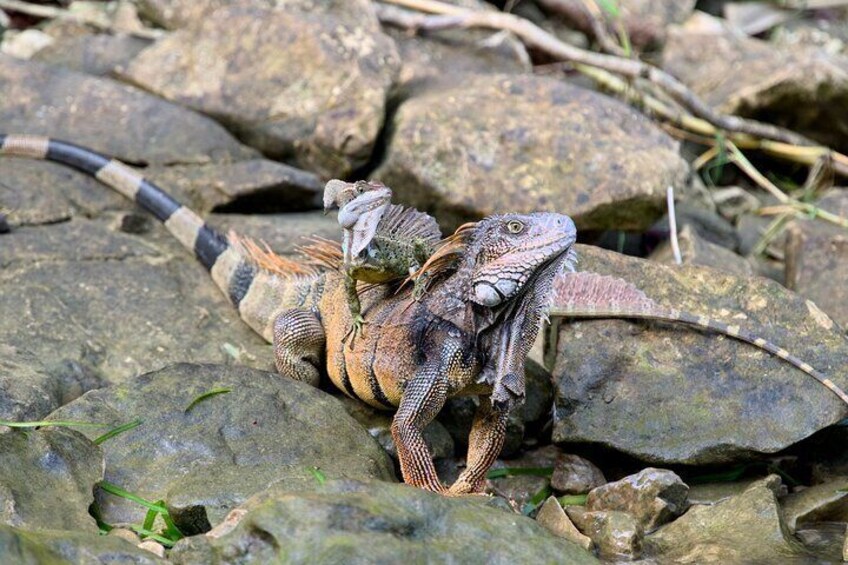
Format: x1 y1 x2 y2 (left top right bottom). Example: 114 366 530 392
0 0 163 40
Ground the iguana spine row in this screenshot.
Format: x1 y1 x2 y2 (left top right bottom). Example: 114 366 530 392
549 272 848 405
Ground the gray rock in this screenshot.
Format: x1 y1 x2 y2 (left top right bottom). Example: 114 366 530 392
551 453 606 495
586 468 688 531
651 224 754 276
144 160 323 215
47 363 396 532
0 346 105 421
646 475 802 563
785 191 848 329
663 12 848 152
0 55 255 165
207 212 341 256
550 244 848 465
687 480 758 505
32 33 151 77
488 445 560 506
536 496 594 551
782 479 848 532
0 428 103 532
338 396 455 460
170 479 599 564
0 524 165 564
138 0 379 31
121 5 399 177
0 218 274 385
376 74 690 232
567 507 643 560
383 0 529 94
536 0 696 51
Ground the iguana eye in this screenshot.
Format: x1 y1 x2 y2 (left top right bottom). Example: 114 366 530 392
506 220 524 234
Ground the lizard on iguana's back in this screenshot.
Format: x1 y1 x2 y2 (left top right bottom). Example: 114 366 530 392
0 134 577 494
548 271 848 405
322 179 441 342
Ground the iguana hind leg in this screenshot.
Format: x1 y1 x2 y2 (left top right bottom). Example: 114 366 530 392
273 308 325 387
391 369 449 494
447 398 508 495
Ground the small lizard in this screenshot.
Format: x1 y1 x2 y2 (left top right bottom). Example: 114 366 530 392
0 134 576 494
322 179 441 342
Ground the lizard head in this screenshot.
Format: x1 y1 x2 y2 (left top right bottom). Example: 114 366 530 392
467 212 577 308
323 179 388 214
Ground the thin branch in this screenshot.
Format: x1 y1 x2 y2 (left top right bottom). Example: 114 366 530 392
378 0 813 146
578 0 628 57
0 0 163 40
667 186 682 265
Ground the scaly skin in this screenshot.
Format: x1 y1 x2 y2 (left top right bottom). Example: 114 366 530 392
0 134 577 494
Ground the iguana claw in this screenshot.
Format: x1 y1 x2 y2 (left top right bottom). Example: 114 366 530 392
344 315 367 348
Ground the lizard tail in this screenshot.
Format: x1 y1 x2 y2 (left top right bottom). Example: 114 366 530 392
0 134 310 342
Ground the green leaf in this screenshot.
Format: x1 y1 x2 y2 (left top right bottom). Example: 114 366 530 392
596 0 619 17
309 466 327 485
98 481 169 514
93 419 142 445
487 466 554 479
522 484 553 516
0 420 107 429
558 494 588 506
185 387 232 413
142 501 163 532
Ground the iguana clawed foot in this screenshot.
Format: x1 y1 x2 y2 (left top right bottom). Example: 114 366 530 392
344 314 367 348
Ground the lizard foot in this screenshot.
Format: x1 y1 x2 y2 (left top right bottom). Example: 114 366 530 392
445 479 488 497
344 315 367 348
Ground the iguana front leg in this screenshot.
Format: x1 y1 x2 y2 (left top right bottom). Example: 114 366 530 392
343 273 366 346
447 397 509 495
391 367 449 494
273 308 325 387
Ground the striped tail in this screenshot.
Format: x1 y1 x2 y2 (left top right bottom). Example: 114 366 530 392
0 134 305 342
549 271 848 407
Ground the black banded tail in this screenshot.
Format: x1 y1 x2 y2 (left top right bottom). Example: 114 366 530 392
0 134 319 342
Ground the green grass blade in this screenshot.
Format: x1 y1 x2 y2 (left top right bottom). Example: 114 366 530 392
522 484 552 516
487 466 554 479
128 525 178 547
185 387 232 413
93 419 142 445
142 501 163 532
309 466 327 485
558 494 588 506
98 481 168 514
0 420 107 428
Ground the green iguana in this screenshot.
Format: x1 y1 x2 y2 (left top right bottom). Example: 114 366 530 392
2 134 848 495
322 179 441 343
0 134 577 494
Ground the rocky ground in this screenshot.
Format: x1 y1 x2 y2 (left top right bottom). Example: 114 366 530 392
1 0 848 563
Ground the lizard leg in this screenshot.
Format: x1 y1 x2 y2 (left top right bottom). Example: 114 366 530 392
391 369 449 494
273 308 325 387
343 274 366 347
447 397 509 495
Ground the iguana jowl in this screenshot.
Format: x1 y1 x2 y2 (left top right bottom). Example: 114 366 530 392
0 134 576 494
322 179 441 342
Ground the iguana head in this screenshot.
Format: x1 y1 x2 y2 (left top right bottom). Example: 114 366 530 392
467 213 577 308
323 179 388 214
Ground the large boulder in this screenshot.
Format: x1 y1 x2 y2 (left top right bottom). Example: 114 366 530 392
0 428 103 532
121 5 400 177
550 244 848 464
169 480 599 564
376 74 690 232
0 525 165 564
663 12 848 152
47 364 396 533
0 219 275 385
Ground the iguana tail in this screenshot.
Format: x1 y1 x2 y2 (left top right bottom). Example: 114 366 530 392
548 271 848 407
0 134 318 342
